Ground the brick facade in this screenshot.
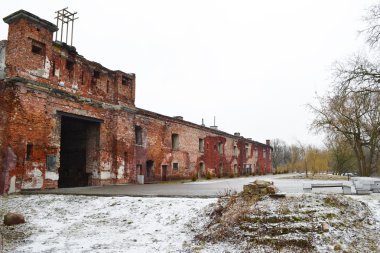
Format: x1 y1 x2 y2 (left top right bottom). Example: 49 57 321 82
0 10 272 194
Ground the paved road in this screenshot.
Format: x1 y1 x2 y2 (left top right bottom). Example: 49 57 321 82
21 174 353 198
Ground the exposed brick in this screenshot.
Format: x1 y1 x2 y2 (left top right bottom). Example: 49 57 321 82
0 10 272 194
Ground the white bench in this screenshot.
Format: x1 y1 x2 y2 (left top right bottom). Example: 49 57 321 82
303 183 351 195
352 179 379 194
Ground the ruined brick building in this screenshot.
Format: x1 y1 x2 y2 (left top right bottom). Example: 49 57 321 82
0 10 272 194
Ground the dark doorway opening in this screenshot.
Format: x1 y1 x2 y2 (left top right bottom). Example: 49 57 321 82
162 165 168 181
146 160 154 178
198 162 205 178
59 115 100 188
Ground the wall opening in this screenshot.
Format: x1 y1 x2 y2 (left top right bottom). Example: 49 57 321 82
198 162 205 178
26 143 33 161
135 126 142 145
59 115 100 188
162 165 168 181
31 39 45 56
136 164 142 175
219 162 223 177
199 138 204 152
146 160 154 178
124 152 128 177
122 75 129 85
52 61 56 76
172 134 179 150
218 142 223 155
66 60 74 71
93 70 100 79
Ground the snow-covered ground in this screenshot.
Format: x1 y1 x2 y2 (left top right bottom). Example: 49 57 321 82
0 195 216 253
350 194 380 226
1 176 380 252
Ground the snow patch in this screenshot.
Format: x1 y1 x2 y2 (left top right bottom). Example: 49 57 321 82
1 195 216 252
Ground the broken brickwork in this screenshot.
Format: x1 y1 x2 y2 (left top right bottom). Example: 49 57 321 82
0 10 272 194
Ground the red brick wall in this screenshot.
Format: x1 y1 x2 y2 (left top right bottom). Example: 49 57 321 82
5 14 136 108
0 11 273 193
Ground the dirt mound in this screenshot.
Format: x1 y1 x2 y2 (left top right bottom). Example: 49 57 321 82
191 181 380 252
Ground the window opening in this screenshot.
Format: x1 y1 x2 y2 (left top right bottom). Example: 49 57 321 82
122 75 128 85
135 126 142 145
52 61 56 76
199 138 204 152
218 142 223 155
31 40 45 56
93 70 100 79
66 60 74 71
172 134 179 150
26 144 33 161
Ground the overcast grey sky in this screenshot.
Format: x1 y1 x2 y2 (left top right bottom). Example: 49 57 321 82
0 0 377 146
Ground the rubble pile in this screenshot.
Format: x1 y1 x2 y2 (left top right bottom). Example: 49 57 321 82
242 180 279 196
191 181 380 253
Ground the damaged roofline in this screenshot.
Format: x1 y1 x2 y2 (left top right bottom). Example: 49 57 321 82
136 108 272 148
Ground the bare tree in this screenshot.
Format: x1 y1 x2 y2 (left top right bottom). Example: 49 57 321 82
363 3 380 48
309 3 380 177
310 71 380 176
297 141 309 177
271 139 290 170
325 133 357 175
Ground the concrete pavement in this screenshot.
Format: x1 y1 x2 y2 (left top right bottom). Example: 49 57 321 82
21 174 353 198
